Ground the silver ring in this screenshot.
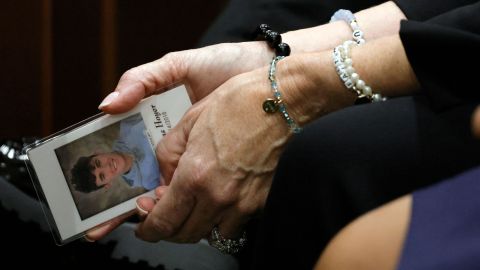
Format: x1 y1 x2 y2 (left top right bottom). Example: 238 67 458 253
208 226 247 254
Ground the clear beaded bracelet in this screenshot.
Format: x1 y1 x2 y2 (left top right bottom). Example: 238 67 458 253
333 40 387 103
262 56 302 133
330 9 365 45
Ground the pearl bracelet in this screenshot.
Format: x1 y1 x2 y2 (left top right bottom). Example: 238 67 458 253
263 56 302 133
330 9 365 45
333 40 386 103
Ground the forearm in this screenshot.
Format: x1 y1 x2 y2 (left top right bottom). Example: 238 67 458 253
282 1 407 54
277 34 420 126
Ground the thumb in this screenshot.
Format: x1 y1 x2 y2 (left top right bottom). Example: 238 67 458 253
156 97 209 184
85 209 135 242
99 52 187 114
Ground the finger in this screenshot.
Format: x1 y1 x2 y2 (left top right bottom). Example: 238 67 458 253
135 178 195 242
99 52 187 114
136 196 157 219
166 196 223 243
472 105 480 138
155 185 168 198
136 186 168 221
85 209 135 241
156 99 208 184
156 128 186 185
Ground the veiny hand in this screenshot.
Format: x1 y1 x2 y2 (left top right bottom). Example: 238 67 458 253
135 65 294 243
90 42 273 241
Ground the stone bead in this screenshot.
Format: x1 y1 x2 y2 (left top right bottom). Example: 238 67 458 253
265 30 282 48
253 24 271 40
275 43 291 56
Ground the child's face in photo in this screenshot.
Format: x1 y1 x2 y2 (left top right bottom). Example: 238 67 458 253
89 152 130 187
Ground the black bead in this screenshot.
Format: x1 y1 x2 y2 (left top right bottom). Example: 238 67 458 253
275 43 291 57
354 96 371 105
265 30 282 48
253 24 271 40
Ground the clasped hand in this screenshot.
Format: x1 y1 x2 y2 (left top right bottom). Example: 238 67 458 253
87 42 292 242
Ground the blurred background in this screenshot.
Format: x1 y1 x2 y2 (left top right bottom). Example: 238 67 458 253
0 1 244 269
1 0 227 139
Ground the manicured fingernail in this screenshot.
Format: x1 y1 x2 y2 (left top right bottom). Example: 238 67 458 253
98 92 119 109
136 201 149 215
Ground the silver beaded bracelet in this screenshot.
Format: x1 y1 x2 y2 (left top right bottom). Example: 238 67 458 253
330 9 365 45
262 56 302 133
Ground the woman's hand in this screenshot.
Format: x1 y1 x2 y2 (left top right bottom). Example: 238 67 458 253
99 42 273 114
135 65 293 242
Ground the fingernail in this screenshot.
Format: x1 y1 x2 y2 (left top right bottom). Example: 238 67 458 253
136 201 149 215
98 92 119 109
83 235 95 243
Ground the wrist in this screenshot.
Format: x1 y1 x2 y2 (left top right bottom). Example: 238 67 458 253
242 40 275 66
281 1 407 54
274 52 356 126
282 22 352 54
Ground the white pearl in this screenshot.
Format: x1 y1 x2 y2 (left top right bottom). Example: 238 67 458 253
345 66 355 75
350 73 359 83
355 79 366 90
362 86 372 96
343 40 355 48
344 58 353 67
372 93 383 102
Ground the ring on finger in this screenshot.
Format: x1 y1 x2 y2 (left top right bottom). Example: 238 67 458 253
208 226 247 254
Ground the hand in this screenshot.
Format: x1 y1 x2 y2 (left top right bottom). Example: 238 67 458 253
84 209 135 242
135 65 295 243
99 42 273 114
84 186 168 242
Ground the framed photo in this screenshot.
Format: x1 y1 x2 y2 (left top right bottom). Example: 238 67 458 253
24 85 191 244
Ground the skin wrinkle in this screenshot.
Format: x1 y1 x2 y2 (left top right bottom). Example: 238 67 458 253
276 56 335 127
119 67 155 100
208 98 289 176
161 52 191 98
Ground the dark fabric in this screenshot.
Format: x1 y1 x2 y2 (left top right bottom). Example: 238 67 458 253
248 97 480 270
394 0 477 21
198 0 382 46
397 166 480 270
399 2 480 111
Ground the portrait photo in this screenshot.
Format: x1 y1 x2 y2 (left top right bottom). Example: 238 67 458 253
55 113 161 220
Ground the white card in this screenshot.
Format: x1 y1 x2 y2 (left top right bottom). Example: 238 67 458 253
24 85 191 244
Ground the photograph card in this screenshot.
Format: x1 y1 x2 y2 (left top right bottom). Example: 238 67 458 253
24 85 191 244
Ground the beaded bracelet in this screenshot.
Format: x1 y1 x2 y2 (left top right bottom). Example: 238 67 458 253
253 24 291 57
333 40 386 103
263 56 302 133
330 9 365 45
